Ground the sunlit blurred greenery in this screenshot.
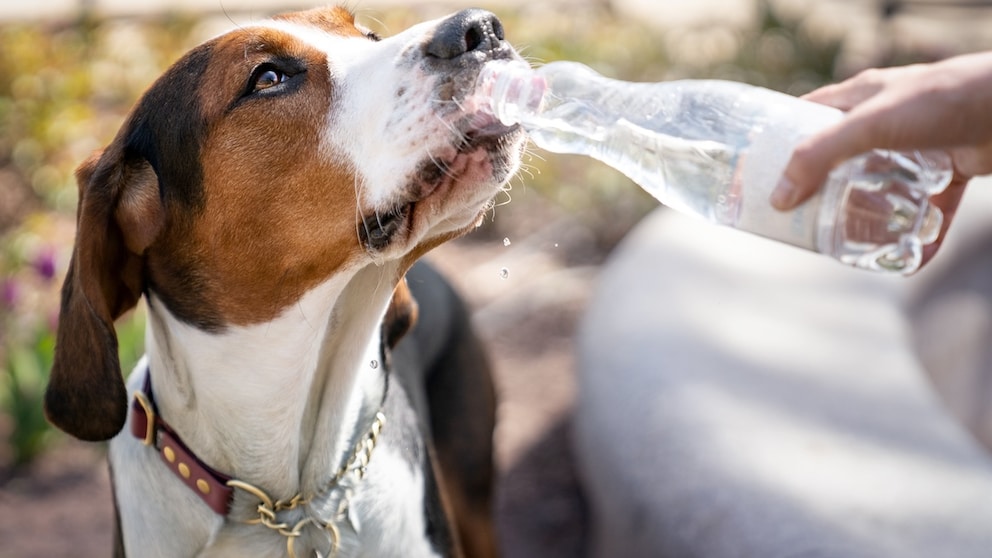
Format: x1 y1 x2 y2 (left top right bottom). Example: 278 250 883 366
0 1 845 471
0 12 199 471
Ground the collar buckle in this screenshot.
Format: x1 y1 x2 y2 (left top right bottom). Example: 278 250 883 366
131 389 157 446
129 373 235 515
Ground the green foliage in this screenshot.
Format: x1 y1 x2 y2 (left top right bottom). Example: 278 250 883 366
0 14 190 471
1 328 55 466
116 308 147 381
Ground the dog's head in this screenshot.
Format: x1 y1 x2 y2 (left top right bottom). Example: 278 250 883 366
46 6 526 441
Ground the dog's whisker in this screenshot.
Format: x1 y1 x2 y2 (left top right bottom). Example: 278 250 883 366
515 46 543 65
424 149 458 181
432 112 463 137
428 115 473 163
516 164 536 181
354 9 389 35
524 146 546 163
494 189 512 209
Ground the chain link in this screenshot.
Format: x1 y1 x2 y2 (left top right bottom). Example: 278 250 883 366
226 412 385 558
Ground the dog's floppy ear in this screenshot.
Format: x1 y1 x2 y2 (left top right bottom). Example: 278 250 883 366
45 142 164 441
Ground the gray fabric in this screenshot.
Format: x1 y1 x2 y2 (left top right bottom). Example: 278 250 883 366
575 187 992 558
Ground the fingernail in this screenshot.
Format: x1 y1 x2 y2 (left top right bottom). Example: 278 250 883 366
770 176 799 210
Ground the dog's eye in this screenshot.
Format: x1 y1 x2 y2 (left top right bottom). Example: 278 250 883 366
250 66 288 93
234 60 305 106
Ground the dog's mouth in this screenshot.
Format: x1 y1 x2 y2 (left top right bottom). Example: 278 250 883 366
422 115 521 191
359 111 522 253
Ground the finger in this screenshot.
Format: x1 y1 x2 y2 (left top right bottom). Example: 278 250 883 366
771 115 877 210
951 141 992 177
801 69 886 111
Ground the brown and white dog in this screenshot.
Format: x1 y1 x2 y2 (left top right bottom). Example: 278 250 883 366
45 6 525 557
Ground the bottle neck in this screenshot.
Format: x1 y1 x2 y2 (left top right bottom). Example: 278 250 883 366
476 60 547 126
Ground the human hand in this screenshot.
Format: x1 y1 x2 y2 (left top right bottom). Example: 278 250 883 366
770 51 992 265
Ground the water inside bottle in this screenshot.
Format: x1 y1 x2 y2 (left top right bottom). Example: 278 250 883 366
479 62 749 225
586 118 741 225
474 60 953 275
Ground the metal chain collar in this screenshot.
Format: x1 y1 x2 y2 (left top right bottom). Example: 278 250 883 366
226 411 386 558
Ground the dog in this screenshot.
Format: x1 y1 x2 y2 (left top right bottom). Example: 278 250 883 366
44 6 526 557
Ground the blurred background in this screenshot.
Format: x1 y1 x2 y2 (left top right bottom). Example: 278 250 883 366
2 0 992 556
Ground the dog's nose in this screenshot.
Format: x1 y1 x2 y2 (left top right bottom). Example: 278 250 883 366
425 9 507 59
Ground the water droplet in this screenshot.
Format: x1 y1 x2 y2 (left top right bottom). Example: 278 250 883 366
370 360 379 369
503 237 512 247
499 267 509 279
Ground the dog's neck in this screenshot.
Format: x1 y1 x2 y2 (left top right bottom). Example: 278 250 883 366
142 262 400 500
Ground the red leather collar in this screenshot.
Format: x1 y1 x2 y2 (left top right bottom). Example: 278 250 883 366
130 374 235 515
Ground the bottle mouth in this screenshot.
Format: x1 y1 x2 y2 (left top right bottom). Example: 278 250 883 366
474 60 546 126
818 149 951 275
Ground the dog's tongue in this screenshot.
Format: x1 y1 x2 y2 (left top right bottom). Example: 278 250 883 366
471 60 546 127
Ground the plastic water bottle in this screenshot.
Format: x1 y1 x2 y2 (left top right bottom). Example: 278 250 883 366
473 60 953 274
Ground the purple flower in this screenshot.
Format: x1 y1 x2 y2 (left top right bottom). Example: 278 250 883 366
32 247 57 282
